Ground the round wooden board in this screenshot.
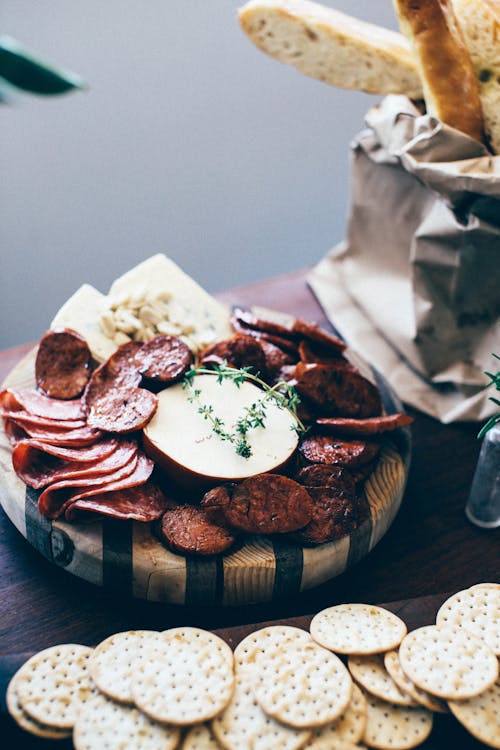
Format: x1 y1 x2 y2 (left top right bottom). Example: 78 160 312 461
0 347 411 606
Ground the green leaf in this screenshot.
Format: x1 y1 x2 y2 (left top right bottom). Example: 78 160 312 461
0 35 86 95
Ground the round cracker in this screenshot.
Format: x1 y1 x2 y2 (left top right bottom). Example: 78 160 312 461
303 683 367 748
90 629 163 703
310 604 407 655
73 690 180 750
211 667 311 750
6 669 72 739
183 723 224 749
15 643 95 729
234 625 311 668
399 625 499 700
303 740 365 750
383 650 448 713
251 637 353 728
361 689 433 750
131 626 234 725
436 585 500 655
448 676 500 748
348 653 417 706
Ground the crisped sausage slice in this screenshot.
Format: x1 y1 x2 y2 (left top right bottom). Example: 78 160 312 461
293 319 346 353
160 505 236 556
316 413 413 436
200 484 233 525
224 474 313 534
200 334 267 376
298 484 358 545
294 362 382 418
231 307 296 339
295 464 356 493
86 387 158 433
0 389 86 421
298 340 353 367
84 341 143 409
259 340 296 381
134 334 192 386
35 328 92 399
299 434 380 468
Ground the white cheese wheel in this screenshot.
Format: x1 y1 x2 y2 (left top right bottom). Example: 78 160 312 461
143 374 299 487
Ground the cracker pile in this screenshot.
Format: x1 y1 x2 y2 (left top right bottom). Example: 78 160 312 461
7 584 500 748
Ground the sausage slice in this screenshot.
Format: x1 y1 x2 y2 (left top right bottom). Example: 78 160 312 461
35 328 91 400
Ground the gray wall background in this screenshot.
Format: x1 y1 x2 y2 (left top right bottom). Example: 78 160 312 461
1 1 398 348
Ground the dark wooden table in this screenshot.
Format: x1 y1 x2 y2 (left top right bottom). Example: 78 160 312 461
0 268 498 747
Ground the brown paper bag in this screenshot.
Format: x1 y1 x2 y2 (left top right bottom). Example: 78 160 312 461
309 96 500 422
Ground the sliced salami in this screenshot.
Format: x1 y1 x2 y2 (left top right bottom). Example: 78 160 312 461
294 362 382 418
13 439 136 490
316 413 413 436
0 411 86 431
3 421 103 447
299 434 380 468
223 474 313 534
160 505 236 556
0 389 86 421
63 453 155 521
292 318 346 353
11 437 118 466
67 481 171 523
86 387 158 433
35 328 92 399
134 334 192 386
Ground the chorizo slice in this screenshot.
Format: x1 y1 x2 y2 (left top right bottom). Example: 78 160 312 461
223 474 313 534
295 464 356 494
297 484 358 545
160 505 236 556
35 328 92 400
0 388 86 421
294 362 382 418
258 340 296 382
200 484 233 525
316 413 413 436
68 481 172 523
293 319 346 354
299 434 380 468
200 334 267 376
134 334 192 387
298 340 353 367
231 307 296 339
86 387 158 434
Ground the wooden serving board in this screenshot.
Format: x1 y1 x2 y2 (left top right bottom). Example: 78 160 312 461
0 347 411 606
0 592 487 748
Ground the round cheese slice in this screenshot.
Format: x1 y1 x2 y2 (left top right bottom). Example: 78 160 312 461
143 374 299 488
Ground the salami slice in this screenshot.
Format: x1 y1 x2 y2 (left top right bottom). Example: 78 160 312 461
13 439 136 490
200 334 267 376
292 319 346 353
0 389 86 421
38 451 140 519
316 413 413 436
35 328 92 400
223 474 313 534
294 362 382 418
11 437 118 466
160 505 236 556
299 434 380 468
84 341 143 409
0 411 86 431
297 485 358 545
68 481 171 523
86 387 158 433
3 421 103 447
134 334 192 386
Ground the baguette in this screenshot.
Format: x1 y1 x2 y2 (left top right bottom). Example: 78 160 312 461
453 0 500 152
238 0 423 97
393 0 484 142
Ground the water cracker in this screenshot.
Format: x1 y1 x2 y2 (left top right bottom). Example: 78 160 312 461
310 604 407 654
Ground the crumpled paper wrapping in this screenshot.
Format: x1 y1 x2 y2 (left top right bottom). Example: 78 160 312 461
308 96 500 423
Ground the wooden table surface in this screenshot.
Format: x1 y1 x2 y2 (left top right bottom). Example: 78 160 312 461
0 268 498 746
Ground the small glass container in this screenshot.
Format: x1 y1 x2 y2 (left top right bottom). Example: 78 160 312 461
465 423 500 529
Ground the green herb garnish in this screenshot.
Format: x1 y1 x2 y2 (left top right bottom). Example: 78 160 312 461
478 354 500 439
182 363 306 459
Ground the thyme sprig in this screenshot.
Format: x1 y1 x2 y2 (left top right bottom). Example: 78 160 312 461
182 363 306 459
478 354 500 439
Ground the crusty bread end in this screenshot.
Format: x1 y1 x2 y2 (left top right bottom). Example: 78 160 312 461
453 0 500 151
393 0 484 142
239 0 423 97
